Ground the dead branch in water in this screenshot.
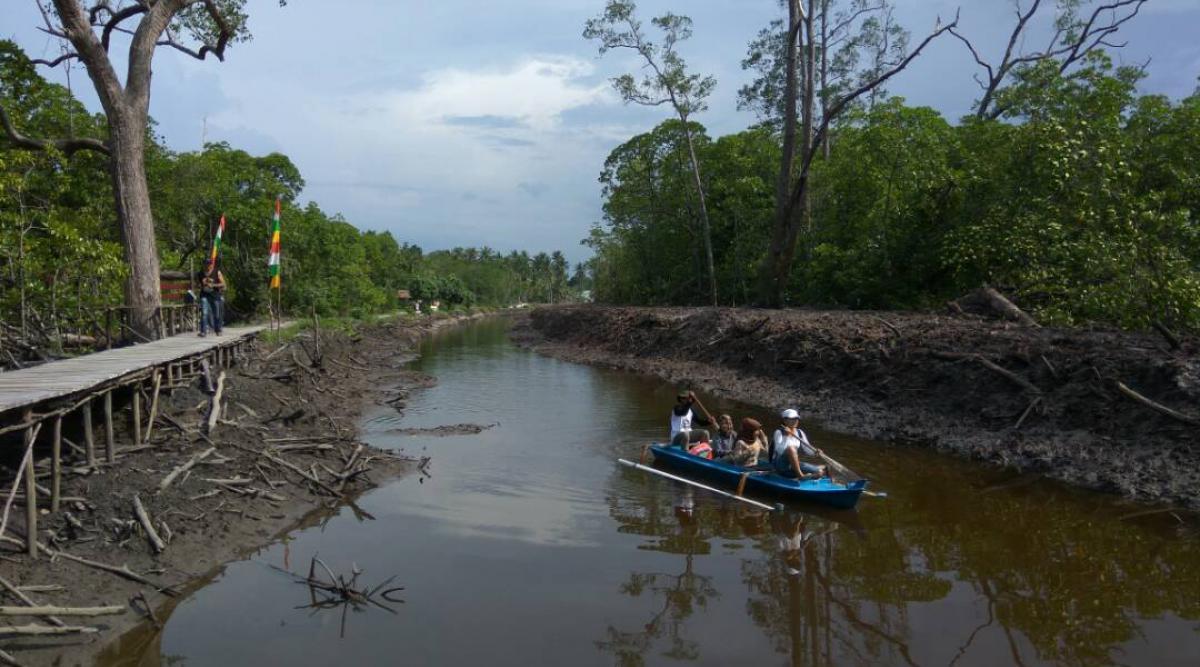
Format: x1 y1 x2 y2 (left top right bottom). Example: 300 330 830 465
281 556 405 637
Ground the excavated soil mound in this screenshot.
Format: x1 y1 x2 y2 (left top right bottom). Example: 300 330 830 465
519 305 1200 508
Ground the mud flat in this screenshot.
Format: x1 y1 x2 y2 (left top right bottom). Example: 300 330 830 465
0 311 489 666
516 305 1200 509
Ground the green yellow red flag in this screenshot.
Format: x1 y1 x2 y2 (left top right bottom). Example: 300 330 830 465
268 199 281 289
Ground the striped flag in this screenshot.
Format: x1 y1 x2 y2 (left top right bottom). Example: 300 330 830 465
268 199 281 288
208 214 226 268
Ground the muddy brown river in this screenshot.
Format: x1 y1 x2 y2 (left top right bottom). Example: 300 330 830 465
101 319 1199 666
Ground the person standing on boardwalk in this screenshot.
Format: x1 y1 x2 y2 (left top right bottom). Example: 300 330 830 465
196 260 225 337
211 263 227 335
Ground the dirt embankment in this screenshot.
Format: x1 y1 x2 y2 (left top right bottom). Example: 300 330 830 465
517 305 1200 508
0 311 489 667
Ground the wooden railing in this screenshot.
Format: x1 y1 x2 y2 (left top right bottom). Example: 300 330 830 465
101 304 198 348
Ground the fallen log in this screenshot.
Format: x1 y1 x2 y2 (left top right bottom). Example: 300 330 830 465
1152 320 1182 351
0 624 98 635
0 605 124 617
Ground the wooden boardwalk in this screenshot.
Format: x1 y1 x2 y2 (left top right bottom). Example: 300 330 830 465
0 325 267 415
0 324 270 558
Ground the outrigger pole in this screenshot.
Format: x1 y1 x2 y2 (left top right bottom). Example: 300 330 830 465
617 459 781 512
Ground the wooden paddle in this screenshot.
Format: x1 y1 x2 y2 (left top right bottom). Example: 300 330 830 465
688 391 717 430
811 448 889 498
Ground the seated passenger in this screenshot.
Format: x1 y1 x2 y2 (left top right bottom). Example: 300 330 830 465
668 390 712 448
726 418 767 467
687 438 714 459
772 409 828 479
711 414 737 458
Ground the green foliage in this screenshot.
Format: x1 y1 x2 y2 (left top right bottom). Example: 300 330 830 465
590 46 1200 330
1 40 576 344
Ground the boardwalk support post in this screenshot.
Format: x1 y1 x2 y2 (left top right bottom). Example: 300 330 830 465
103 391 115 464
51 416 62 514
22 409 37 559
131 383 142 447
82 399 96 469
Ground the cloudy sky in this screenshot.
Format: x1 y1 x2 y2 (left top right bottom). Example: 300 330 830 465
5 1 1198 263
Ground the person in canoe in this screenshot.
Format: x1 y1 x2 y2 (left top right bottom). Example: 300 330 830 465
669 390 713 451
726 417 768 467
772 409 829 479
711 413 737 458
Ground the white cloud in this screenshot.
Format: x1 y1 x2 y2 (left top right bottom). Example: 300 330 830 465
393 57 611 131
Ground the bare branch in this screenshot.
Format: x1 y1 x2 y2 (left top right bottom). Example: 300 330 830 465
0 104 110 156
34 0 66 37
777 10 958 219
952 0 1146 120
156 0 237 63
30 52 80 68
100 5 151 51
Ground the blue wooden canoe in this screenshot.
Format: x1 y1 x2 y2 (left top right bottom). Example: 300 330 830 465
649 444 867 510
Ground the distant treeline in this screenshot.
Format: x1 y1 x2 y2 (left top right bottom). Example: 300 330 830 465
585 6 1200 330
0 40 578 334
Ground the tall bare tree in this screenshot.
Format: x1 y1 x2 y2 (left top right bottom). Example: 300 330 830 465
757 1 957 307
585 0 720 306
950 0 1147 120
0 1 269 338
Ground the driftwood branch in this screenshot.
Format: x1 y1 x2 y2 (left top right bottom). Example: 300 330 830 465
158 447 215 492
1114 381 1198 425
0 575 63 628
205 371 227 433
0 536 176 595
132 494 165 553
975 356 1042 395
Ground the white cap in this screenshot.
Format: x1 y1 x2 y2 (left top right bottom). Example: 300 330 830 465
781 408 800 419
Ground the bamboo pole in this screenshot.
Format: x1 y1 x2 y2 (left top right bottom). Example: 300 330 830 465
22 410 36 558
50 416 61 514
82 399 96 469
103 390 115 463
617 458 778 511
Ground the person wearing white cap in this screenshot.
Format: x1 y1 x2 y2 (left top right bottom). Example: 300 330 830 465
771 409 828 479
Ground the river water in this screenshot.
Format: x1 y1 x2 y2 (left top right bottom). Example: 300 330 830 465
104 319 1199 666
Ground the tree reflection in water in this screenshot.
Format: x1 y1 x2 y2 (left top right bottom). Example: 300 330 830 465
602 466 1200 667
596 487 749 666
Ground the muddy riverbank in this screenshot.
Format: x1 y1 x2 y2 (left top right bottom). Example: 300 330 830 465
0 311 490 666
516 305 1200 509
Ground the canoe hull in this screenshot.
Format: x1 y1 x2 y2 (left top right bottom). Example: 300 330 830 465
649 445 866 510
